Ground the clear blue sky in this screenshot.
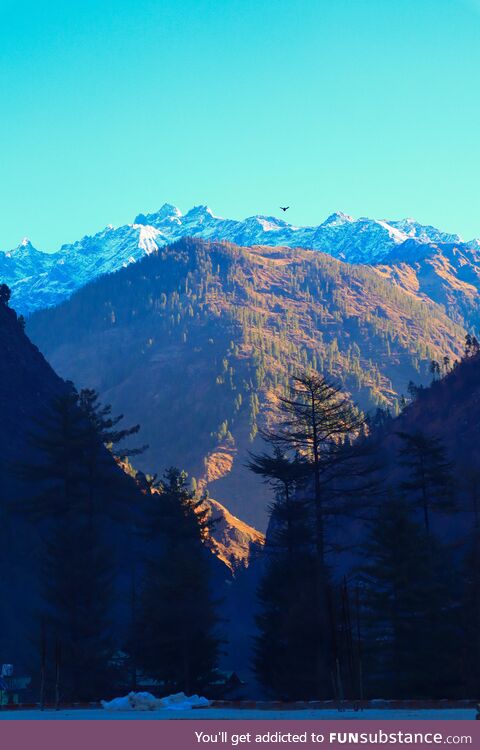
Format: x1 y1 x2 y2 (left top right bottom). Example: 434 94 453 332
1 0 480 251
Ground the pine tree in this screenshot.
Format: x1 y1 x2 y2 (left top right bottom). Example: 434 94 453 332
261 372 375 696
136 468 220 694
459 525 480 696
254 548 317 700
464 334 480 358
429 360 440 381
18 391 89 520
0 283 11 306
457 465 480 695
247 447 309 564
397 430 454 533
42 513 115 700
16 390 117 700
78 388 146 458
265 373 371 559
247 447 319 698
358 498 459 698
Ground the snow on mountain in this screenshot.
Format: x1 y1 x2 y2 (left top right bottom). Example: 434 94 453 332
1 203 478 314
387 218 464 246
0 239 51 286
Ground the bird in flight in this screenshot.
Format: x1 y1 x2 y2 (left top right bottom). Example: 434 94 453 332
279 206 290 212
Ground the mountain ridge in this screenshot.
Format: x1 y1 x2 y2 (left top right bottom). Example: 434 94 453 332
0 296 261 571
3 203 479 317
27 237 467 529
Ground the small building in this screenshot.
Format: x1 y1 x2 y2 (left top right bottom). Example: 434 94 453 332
0 664 32 706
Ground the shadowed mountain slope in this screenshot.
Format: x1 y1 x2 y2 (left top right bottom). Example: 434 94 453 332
27 238 467 528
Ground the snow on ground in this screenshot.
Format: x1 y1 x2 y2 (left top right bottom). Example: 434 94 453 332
0 708 475 720
102 691 210 711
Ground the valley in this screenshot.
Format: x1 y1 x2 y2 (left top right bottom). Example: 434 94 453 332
26 237 467 529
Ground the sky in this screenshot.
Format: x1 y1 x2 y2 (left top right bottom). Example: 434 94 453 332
1 0 480 251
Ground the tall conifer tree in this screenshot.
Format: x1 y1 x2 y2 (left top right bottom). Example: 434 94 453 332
397 431 454 532
259 372 375 697
249 449 317 698
358 498 459 698
136 468 220 694
17 390 117 700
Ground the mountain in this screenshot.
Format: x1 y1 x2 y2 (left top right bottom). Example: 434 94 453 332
26 237 466 529
361 349 480 553
122 461 264 572
387 218 464 245
0 295 261 685
375 239 480 331
379 349 480 470
0 295 257 582
0 299 139 662
3 203 479 317
0 297 69 499
203 498 264 571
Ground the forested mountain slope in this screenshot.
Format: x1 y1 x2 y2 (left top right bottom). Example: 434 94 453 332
27 238 466 528
0 295 244 693
382 348 480 467
375 240 480 331
3 204 480 321
0 299 140 664
0 301 69 497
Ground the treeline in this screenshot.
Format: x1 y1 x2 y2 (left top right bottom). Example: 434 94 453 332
4 384 221 703
3 274 478 703
27 237 465 448
15 363 480 703
249 352 480 700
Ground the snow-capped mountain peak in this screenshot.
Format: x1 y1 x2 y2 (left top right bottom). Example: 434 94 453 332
5 238 45 262
8 237 38 254
2 203 478 315
321 211 354 227
387 218 464 245
140 203 183 227
183 205 216 222
254 216 289 232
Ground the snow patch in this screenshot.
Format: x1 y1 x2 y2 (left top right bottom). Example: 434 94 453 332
136 225 160 255
375 220 408 243
101 691 210 712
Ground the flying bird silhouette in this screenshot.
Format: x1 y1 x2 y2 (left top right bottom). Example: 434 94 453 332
279 206 289 212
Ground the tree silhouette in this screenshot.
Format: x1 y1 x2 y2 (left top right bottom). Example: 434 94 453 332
358 497 458 698
397 430 454 533
248 446 318 698
136 468 220 694
247 447 309 564
0 283 11 306
465 334 480 358
259 372 376 697
78 388 146 458
429 360 440 381
16 391 116 700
